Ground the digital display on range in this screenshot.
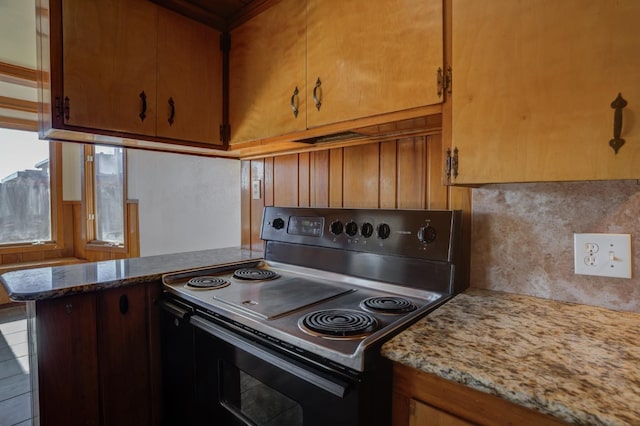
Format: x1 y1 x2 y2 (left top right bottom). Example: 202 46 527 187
287 216 324 237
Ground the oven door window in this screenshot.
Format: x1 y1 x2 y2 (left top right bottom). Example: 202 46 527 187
220 360 303 426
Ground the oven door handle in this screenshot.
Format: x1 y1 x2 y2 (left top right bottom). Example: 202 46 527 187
158 299 192 320
189 315 351 398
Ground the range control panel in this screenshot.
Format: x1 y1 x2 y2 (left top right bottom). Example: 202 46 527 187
261 207 461 262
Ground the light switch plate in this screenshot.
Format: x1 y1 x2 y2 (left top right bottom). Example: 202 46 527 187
574 233 632 278
252 180 262 200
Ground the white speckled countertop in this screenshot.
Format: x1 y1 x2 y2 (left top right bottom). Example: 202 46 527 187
0 247 263 301
381 288 640 425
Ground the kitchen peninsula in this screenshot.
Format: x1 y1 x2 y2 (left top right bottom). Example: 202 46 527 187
0 248 263 426
0 247 262 301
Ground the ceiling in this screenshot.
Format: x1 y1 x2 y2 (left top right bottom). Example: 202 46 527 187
151 0 277 32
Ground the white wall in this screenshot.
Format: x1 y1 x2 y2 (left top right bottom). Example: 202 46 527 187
62 143 82 201
0 0 38 122
61 144 241 256
127 149 241 256
0 0 36 68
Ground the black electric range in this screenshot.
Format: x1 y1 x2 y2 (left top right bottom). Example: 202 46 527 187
159 207 467 426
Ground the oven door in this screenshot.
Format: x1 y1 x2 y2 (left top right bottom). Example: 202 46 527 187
159 298 201 425
190 314 366 426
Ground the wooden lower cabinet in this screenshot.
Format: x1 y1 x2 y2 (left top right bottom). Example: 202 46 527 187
34 292 100 426
409 399 472 426
32 283 161 426
392 362 567 426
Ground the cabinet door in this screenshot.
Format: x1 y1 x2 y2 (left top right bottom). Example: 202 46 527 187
36 294 100 426
157 8 223 144
306 0 443 128
62 0 157 136
409 398 473 426
229 0 306 144
449 0 640 184
97 284 151 425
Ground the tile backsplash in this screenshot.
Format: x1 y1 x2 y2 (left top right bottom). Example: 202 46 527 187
471 180 640 313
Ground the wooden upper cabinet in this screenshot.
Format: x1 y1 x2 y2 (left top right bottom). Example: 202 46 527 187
306 0 444 128
62 0 158 136
447 0 640 184
229 0 306 144
228 0 443 144
39 0 225 152
157 8 223 144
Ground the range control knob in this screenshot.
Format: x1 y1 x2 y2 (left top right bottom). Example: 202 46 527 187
361 222 374 238
377 223 391 239
330 221 344 235
418 225 437 244
345 221 358 236
272 218 285 230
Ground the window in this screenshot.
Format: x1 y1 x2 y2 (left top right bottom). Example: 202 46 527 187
84 144 126 248
0 129 62 250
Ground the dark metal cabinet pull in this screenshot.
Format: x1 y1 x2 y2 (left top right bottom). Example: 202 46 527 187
168 97 175 126
139 91 147 122
290 86 300 118
609 93 627 154
313 78 322 111
119 294 129 315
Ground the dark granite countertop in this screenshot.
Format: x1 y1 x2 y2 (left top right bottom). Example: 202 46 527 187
0 247 263 301
382 288 640 425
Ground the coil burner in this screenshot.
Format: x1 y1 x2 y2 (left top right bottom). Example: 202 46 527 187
233 268 280 281
360 296 417 315
185 277 230 290
299 309 378 339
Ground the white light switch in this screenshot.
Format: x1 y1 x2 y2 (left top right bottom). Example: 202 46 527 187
574 233 632 278
252 180 262 200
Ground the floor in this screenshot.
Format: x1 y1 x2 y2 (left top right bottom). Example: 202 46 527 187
0 305 31 426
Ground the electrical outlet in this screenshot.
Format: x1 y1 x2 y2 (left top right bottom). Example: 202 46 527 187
574 233 632 278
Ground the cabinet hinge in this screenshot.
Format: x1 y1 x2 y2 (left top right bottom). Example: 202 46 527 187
88 213 95 220
437 66 453 98
54 96 71 120
220 32 231 53
86 155 94 162
219 123 231 143
54 96 62 118
63 96 70 121
445 147 459 179
445 65 452 95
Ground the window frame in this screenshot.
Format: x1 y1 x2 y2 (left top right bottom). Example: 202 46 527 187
82 144 128 253
0 62 64 254
0 140 64 255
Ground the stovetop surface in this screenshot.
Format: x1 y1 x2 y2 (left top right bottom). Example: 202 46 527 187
162 206 464 372
162 259 447 371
